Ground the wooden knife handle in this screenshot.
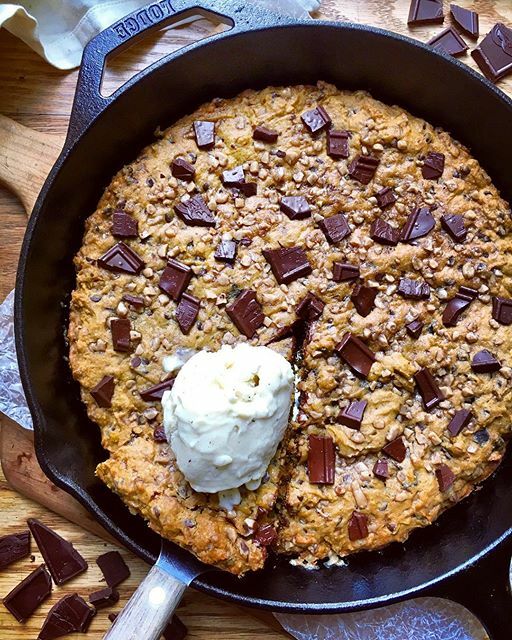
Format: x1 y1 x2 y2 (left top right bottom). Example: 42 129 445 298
0 114 62 215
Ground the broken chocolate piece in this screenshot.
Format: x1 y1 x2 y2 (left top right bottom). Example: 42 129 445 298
175 195 215 227
348 155 379 185
254 524 278 547
351 283 378 317
436 464 455 491
27 519 87 586
447 409 473 437
162 616 188 640
90 375 115 408
382 436 407 462
2 565 52 622
0 531 30 570
263 246 312 284
414 367 445 410
38 594 95 639
96 551 130 588
214 240 237 263
442 287 477 326
98 242 145 275
153 425 167 442
471 23 512 83
226 289 264 338
296 292 325 321
171 157 195 181
422 151 445 179
253 126 278 143
339 399 367 430
370 218 399 246
140 379 174 402
373 459 389 480
400 207 435 241
397 278 430 300
492 296 512 325
301 106 332 134
122 294 145 308
450 4 479 38
427 27 468 56
471 349 502 373
89 587 119 609
375 187 397 209
318 213 350 244
176 293 200 334
336 332 376 379
111 212 138 238
408 0 443 25
333 262 360 282
441 213 467 242
280 196 311 220
307 435 335 484
327 129 350 158
221 166 257 196
110 318 131 352
348 512 369 541
193 120 215 149
406 319 424 339
159 259 192 301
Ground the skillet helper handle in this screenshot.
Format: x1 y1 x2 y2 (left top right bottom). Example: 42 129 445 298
103 563 186 640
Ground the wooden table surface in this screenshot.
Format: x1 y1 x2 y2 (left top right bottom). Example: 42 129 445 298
1 1 511 638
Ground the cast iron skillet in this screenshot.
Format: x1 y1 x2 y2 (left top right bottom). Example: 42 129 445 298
15 1 512 637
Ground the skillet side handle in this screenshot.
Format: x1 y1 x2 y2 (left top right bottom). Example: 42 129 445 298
103 563 186 640
422 534 512 640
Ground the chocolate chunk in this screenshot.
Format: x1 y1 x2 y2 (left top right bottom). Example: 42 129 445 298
214 240 237 263
27 519 87 586
370 218 399 246
351 283 378 317
296 292 325 320
397 278 430 300
237 181 258 197
471 23 512 83
108 612 118 623
301 106 332 134
153 425 168 442
110 318 131 352
414 367 444 410
221 165 244 186
162 616 188 640
427 27 468 56
348 512 369 541
307 435 335 484
98 241 145 275
492 296 512 325
89 587 119 609
436 464 455 491
39 594 95 639
333 262 360 282
408 0 443 25
175 194 215 227
254 523 278 547
348 155 379 185
90 375 115 408
400 207 435 241
382 436 407 462
406 319 424 339
441 213 467 242
442 287 477 326
253 126 278 143
0 531 30 570
471 349 502 373
122 294 145 308
375 187 397 209
226 289 264 338
447 409 473 437
450 4 479 37
373 459 389 480
96 551 130 588
327 129 350 158
111 212 138 238
263 246 312 284
140 379 174 402
339 399 367 430
159 259 192 300
422 151 445 179
336 333 376 378
176 293 200 334
171 157 195 181
2 565 52 622
280 196 311 220
193 120 215 149
318 213 350 244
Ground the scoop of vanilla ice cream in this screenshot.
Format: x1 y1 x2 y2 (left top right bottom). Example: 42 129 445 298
162 343 294 494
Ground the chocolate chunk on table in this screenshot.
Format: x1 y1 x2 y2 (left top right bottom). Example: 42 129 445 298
296 292 325 321
442 286 477 326
471 23 512 83
214 240 237 263
280 196 311 220
301 106 332 134
348 512 369 541
327 129 350 158
450 4 479 38
111 212 138 238
348 155 379 185
253 125 278 143
492 296 512 325
339 399 367 430
408 0 443 25
447 409 473 437
140 378 174 402
162 616 189 640
263 246 312 284
27 519 87 585
397 278 430 300
307 435 335 484
0 531 30 570
351 283 378 317
333 262 360 282
406 319 424 339
318 212 350 243
226 289 265 338
110 318 131 352
98 241 145 275
171 157 195 181
96 551 130 588
382 436 407 462
471 349 502 373
441 213 467 242
159 258 192 300
436 464 455 491
422 151 445 179
174 194 216 227
370 218 399 246
336 332 376 379
400 207 435 241
373 459 389 480
176 293 200 335
2 565 52 622
427 27 468 56
193 120 215 149
39 593 95 639
90 375 115 408
414 367 445 410
254 523 278 547
89 587 119 609
375 187 397 209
